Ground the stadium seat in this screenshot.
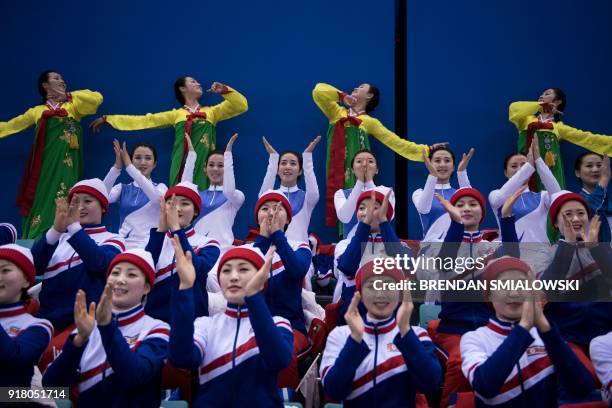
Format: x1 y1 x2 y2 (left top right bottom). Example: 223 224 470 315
284 403 304 408
419 304 441 328
161 362 192 404
160 401 189 408
55 400 72 408
16 239 35 249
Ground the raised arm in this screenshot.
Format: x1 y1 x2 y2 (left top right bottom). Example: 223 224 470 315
396 328 442 393
269 231 311 280
168 236 207 368
362 116 428 162
334 180 368 223
312 83 348 122
0 107 37 139
413 177 438 215
223 133 245 206
43 290 93 387
508 101 541 131
125 164 165 201
70 90 103 118
556 122 612 155
104 109 177 131
98 319 168 387
245 293 293 371
181 133 197 183
0 324 51 367
488 162 534 211
41 333 84 387
535 158 561 195
169 287 205 368
206 84 248 125
336 222 371 278
258 137 279 197
461 326 535 398
303 157 319 209
456 148 474 188
68 225 123 273
321 327 370 401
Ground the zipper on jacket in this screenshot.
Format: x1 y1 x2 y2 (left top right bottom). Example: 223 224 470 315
232 308 242 368
373 326 379 393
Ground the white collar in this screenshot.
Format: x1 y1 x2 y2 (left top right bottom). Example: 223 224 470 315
279 185 299 193
362 181 376 190
208 184 222 191
184 104 200 113
435 182 452 189
349 108 366 116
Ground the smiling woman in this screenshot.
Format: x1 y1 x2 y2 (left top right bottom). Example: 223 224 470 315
0 70 103 239
258 136 320 242
91 77 248 190
42 249 170 407
101 140 168 249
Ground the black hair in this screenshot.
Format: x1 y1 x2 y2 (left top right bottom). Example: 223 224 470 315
174 76 189 105
37 69 57 103
130 143 158 163
365 84 380 113
503 152 527 171
550 87 566 122
20 289 31 303
206 150 225 166
574 151 603 172
350 149 378 168
429 145 456 164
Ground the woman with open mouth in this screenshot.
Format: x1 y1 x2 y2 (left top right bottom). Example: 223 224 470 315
168 238 293 407
43 248 170 407
101 140 167 249
258 135 320 243
461 256 595 406
0 70 103 239
0 244 52 389
90 77 247 190
509 88 612 192
320 260 441 407
541 191 612 367
312 82 445 230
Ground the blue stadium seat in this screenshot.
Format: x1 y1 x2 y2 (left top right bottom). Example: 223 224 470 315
419 304 441 328
160 401 189 408
16 239 35 249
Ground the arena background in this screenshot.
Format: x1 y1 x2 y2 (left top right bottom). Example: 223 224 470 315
1 0 611 242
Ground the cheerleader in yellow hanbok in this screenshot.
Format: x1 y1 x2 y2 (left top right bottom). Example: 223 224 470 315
510 88 612 190
91 78 247 190
0 70 103 239
312 82 444 227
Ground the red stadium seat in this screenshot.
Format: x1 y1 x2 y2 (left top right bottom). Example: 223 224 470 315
161 362 193 403
324 300 343 331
